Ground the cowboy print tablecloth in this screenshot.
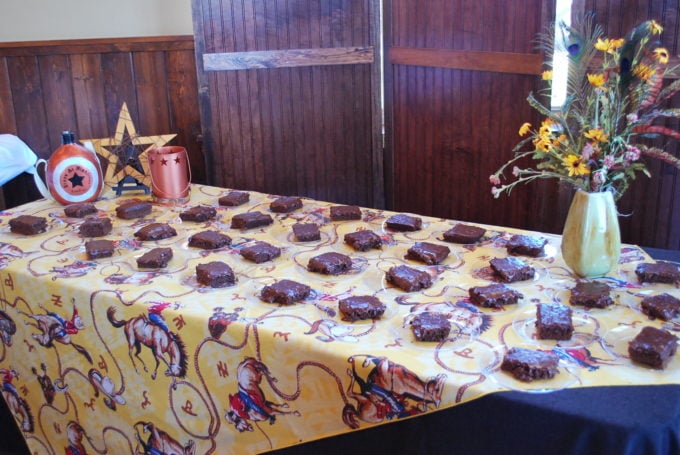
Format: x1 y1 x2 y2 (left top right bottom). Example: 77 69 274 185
0 184 677 454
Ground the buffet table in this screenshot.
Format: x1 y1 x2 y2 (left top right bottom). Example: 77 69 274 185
0 184 678 455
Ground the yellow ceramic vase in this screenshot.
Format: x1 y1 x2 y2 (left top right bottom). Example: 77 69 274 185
561 190 621 278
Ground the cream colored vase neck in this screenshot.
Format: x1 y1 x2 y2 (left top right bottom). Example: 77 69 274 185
561 190 621 278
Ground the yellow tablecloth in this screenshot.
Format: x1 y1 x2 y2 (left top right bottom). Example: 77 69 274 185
0 184 677 454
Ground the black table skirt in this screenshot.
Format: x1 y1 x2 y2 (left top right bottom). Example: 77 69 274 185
269 385 680 455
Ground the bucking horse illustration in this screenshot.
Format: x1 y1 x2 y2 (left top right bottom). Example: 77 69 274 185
342 355 446 428
106 307 187 379
1 368 33 433
134 421 195 455
225 357 300 432
0 310 17 346
19 307 92 363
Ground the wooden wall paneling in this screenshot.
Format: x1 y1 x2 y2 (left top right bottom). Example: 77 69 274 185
167 49 205 183
193 0 381 207
38 54 78 149
133 51 172 136
101 52 138 137
71 53 108 140
0 59 17 133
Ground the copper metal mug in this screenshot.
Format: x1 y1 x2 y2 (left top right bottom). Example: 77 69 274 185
147 146 191 204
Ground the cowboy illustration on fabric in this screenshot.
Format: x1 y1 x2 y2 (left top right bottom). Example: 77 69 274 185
147 301 173 337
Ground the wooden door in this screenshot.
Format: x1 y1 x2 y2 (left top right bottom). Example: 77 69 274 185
192 0 383 207
383 0 560 234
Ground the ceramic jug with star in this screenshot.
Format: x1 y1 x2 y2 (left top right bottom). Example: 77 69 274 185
35 131 104 205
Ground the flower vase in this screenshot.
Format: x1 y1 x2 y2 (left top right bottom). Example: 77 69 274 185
561 190 621 278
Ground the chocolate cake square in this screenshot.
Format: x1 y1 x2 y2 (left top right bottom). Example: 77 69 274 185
536 303 574 340
506 234 548 257
339 296 386 322
85 239 114 259
188 230 232 249
79 217 112 237
292 223 320 242
628 326 678 369
239 241 281 263
64 203 97 218
405 242 451 265
330 205 362 221
640 293 680 321
137 247 173 268
635 262 680 284
385 214 422 231
489 257 535 283
569 281 613 308
218 190 250 207
500 347 560 382
386 265 432 292
344 230 382 251
134 223 177 241
442 223 486 244
9 215 47 235
196 261 236 288
410 312 451 342
308 252 352 275
116 201 152 219
260 279 311 305
270 196 302 213
179 205 217 222
468 283 523 309
230 212 274 230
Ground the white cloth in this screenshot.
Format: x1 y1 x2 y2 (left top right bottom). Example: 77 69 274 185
0 134 39 186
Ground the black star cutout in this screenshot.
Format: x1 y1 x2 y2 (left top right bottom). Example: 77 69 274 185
68 173 85 188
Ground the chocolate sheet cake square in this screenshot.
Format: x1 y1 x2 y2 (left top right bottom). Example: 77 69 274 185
64 203 97 218
339 296 386 321
330 205 362 221
386 265 432 292
536 303 574 340
292 223 320 242
134 223 177 241
188 230 232 249
218 190 250 207
640 293 680 321
260 279 311 305
230 212 273 230
385 214 422 231
79 217 112 237
442 223 486 244
9 215 47 235
506 234 548 257
468 283 523 309
635 262 680 284
569 281 613 308
405 242 451 265
270 196 302 213
344 230 382 251
196 261 236 288
239 241 281 263
137 247 173 268
410 312 451 342
308 252 352 275
179 205 217 222
85 239 114 259
489 257 535 283
501 347 559 382
628 326 678 369
116 201 152 219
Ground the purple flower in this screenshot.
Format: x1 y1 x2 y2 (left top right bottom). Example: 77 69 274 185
625 145 641 161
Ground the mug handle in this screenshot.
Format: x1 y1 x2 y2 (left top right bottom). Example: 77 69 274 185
32 159 52 200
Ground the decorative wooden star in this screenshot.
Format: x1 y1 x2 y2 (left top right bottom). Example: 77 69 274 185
84 103 176 194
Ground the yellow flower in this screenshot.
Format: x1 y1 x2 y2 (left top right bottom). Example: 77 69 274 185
584 128 609 143
653 47 669 64
587 73 606 87
633 63 655 80
518 122 532 136
648 20 663 35
610 38 624 49
533 137 552 153
563 154 591 176
594 38 608 51
541 70 553 81
594 38 623 54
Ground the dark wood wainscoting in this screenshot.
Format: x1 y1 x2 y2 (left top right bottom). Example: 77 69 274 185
0 36 203 210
